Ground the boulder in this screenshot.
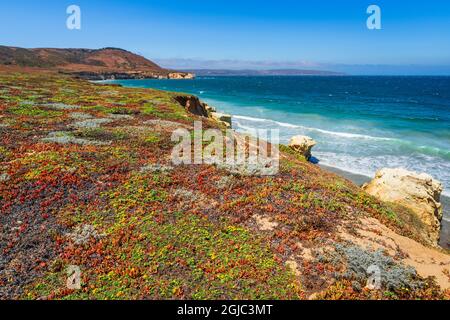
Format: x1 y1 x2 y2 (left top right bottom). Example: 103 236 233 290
362 168 443 244
174 95 208 117
288 135 317 160
210 112 232 128
168 72 195 79
204 104 216 115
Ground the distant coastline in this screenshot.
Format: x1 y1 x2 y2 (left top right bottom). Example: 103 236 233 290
179 68 345 76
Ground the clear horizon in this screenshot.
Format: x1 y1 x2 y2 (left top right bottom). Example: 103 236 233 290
1 0 450 75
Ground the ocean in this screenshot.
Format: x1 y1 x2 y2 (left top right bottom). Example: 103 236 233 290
108 76 450 193
106 76 450 246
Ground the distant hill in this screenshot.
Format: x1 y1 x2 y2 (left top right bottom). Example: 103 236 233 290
182 69 344 76
0 46 194 80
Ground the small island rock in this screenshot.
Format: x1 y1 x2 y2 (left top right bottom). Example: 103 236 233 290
210 112 232 128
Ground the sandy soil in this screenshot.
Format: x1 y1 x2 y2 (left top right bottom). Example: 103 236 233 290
339 217 450 289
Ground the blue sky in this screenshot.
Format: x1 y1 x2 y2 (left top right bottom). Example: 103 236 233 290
1 0 450 74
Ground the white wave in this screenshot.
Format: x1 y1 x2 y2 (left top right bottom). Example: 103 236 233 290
233 115 395 141
308 127 395 141
233 115 268 122
274 121 299 128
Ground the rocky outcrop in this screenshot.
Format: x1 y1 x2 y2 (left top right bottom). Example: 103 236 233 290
174 96 232 128
289 135 316 160
174 95 209 117
167 72 195 79
210 112 232 128
204 104 216 115
67 71 165 81
68 71 194 81
362 168 443 244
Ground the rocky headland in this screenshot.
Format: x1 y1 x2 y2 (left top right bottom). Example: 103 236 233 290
0 46 195 81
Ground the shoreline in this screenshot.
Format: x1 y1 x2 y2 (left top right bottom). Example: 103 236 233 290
198 92 450 249
105 79 450 248
104 80 450 201
318 164 371 186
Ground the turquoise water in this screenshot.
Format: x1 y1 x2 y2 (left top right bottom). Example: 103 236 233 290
106 76 450 197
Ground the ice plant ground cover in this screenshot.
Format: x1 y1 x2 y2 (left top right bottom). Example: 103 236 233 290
0 71 448 300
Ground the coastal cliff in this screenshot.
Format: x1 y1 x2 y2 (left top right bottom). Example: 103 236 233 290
0 71 448 300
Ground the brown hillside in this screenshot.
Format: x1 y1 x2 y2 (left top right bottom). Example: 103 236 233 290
0 46 194 80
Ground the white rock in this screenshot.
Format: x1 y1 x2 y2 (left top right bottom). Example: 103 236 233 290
362 168 443 244
288 135 317 160
205 104 216 113
210 112 232 128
